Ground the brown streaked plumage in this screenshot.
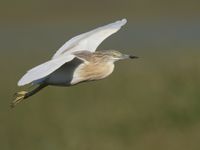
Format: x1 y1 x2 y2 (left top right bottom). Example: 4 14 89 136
72 53 115 84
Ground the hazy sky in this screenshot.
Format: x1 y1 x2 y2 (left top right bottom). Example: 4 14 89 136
0 0 199 52
1 0 199 24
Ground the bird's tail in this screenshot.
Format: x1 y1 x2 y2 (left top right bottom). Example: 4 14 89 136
11 84 47 108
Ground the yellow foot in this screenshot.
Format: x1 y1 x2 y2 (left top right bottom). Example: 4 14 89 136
11 91 28 108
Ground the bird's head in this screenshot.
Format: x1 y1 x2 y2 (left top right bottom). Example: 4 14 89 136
101 50 138 62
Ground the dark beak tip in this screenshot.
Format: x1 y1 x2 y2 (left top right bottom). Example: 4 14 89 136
129 55 139 59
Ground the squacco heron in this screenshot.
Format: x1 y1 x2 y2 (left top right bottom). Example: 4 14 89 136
12 18 138 108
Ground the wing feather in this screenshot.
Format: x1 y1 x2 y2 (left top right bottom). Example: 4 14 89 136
18 55 75 86
52 18 127 59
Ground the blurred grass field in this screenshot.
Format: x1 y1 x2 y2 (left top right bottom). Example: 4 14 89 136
1 0 200 149
1 48 200 150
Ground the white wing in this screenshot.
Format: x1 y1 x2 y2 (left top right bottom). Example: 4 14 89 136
18 19 127 86
52 18 127 59
18 55 75 86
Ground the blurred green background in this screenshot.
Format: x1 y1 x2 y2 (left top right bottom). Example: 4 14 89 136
1 0 200 149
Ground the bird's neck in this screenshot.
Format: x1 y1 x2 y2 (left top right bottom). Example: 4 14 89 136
89 62 115 80
81 62 115 81
100 62 115 79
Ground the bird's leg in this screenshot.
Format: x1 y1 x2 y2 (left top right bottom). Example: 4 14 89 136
11 84 47 108
11 91 28 108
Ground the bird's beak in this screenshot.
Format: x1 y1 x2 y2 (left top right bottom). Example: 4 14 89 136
129 55 139 59
121 54 139 60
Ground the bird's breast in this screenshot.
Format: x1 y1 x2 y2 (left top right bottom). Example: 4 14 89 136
71 62 114 85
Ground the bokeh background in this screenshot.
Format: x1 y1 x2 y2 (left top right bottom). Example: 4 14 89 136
1 0 200 149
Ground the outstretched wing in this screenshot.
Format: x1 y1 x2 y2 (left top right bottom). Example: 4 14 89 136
18 19 127 86
18 55 75 86
52 18 127 59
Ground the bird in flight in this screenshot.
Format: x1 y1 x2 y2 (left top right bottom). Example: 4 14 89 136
12 18 138 108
